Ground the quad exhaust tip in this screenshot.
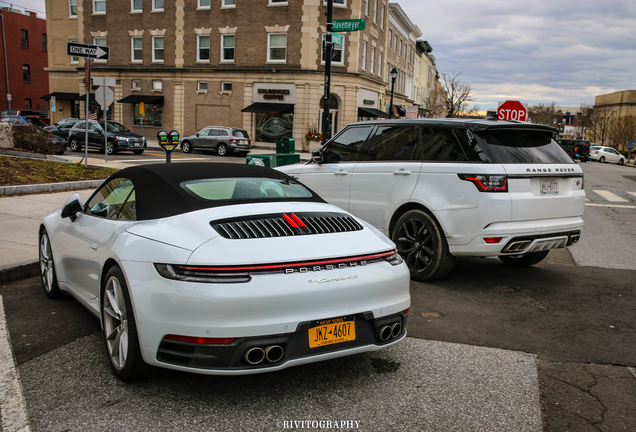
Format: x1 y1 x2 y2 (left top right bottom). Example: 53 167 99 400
244 345 285 365
379 322 402 342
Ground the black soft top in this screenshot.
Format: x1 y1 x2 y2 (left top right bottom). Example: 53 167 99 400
105 162 324 220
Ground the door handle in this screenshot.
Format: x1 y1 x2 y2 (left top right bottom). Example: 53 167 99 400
89 243 99 250
334 170 348 176
393 169 411 175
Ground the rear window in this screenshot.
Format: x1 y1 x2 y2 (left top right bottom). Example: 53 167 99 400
474 129 574 164
182 178 313 201
232 130 249 138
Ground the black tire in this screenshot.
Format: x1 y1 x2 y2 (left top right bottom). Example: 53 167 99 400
39 228 62 299
618 158 624 165
105 141 116 155
498 250 550 267
217 143 228 156
69 137 81 152
391 209 456 281
181 141 193 153
580 158 587 163
599 156 605 163
132 150 144 155
101 266 153 381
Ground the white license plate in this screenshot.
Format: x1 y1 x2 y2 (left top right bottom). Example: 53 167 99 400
134 142 141 147
541 179 558 195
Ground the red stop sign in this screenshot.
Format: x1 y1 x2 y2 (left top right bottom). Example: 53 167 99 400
497 100 527 121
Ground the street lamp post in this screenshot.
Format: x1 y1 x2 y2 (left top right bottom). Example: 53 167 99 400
389 68 398 119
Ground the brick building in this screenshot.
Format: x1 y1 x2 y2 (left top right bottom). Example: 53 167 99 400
46 0 428 149
0 5 49 112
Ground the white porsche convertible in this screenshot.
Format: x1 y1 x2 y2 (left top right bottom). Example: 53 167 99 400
39 163 410 381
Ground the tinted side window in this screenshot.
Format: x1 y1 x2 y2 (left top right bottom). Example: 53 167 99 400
219 129 229 136
233 130 249 138
359 125 419 161
323 126 374 163
420 127 468 162
86 178 136 220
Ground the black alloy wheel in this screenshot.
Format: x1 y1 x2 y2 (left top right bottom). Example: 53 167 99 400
391 209 456 281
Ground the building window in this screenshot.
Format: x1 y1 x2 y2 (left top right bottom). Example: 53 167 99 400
267 33 286 62
131 0 142 11
93 0 106 14
70 39 79 63
25 99 32 109
373 0 377 23
323 0 346 6
222 0 236 6
152 80 162 91
388 30 392 49
380 4 385 29
152 36 164 62
134 102 162 126
361 41 367 70
20 30 28 48
42 34 47 51
394 35 398 51
93 37 107 62
370 46 375 74
269 0 288 4
198 0 211 8
69 0 77 16
153 0 164 11
23 65 30 82
197 81 208 91
197 35 210 62
322 34 344 64
132 79 141 89
378 51 382 78
131 37 142 62
221 34 235 62
364 0 369 15
222 82 232 92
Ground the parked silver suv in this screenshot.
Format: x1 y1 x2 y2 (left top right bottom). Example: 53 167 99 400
180 126 251 156
278 119 585 281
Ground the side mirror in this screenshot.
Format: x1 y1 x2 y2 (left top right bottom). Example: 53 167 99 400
61 194 83 222
195 133 200 137
311 147 324 164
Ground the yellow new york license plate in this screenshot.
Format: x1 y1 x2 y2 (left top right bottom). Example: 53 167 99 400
308 316 356 349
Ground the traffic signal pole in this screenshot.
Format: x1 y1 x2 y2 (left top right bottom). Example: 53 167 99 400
321 0 333 145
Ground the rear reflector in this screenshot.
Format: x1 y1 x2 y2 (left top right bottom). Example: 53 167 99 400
483 237 503 244
163 335 235 345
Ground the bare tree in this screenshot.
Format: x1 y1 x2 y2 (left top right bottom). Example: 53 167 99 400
573 104 594 140
527 102 559 126
439 72 479 118
608 116 636 151
589 106 614 145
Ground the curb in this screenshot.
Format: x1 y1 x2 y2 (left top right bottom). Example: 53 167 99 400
0 148 70 163
0 260 39 284
0 179 105 197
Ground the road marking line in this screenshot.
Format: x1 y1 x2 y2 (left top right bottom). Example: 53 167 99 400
585 203 636 209
628 192 636 198
0 296 31 432
592 190 628 202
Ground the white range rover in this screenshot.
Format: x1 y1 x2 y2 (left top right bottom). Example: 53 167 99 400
277 119 585 281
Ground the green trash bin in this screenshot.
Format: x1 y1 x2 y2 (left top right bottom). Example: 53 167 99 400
276 137 295 154
246 154 276 167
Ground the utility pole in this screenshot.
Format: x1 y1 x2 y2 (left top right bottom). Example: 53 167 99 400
321 0 333 145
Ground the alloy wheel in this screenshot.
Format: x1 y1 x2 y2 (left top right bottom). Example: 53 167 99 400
103 275 129 371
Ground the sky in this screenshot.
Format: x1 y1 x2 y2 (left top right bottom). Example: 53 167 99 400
11 0 636 112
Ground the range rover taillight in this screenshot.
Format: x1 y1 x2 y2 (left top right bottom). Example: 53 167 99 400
458 174 508 192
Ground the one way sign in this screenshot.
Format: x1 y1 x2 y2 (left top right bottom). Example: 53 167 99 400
67 42 110 60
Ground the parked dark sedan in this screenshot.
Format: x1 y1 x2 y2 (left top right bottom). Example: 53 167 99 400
67 120 146 155
43 118 81 140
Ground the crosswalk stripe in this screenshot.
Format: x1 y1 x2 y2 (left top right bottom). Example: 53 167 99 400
592 190 628 202
628 192 636 198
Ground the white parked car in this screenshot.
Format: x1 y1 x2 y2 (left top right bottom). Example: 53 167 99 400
589 146 626 165
39 163 410 381
278 119 585 281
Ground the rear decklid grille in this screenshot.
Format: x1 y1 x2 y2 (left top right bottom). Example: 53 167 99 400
211 212 363 239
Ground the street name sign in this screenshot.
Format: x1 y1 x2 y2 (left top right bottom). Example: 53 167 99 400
333 19 366 32
67 42 110 60
497 100 527 121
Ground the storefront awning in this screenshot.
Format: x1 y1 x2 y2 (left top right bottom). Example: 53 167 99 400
358 107 389 118
74 93 96 101
117 95 165 104
40 92 79 100
241 102 294 114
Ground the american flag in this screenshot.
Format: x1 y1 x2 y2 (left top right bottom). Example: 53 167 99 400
83 110 98 120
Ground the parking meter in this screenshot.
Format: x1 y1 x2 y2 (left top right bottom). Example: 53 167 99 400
157 130 175 163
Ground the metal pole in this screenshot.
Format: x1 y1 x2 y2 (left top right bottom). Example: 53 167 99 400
321 0 333 145
389 77 396 119
103 79 108 162
84 59 90 167
1 13 11 109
